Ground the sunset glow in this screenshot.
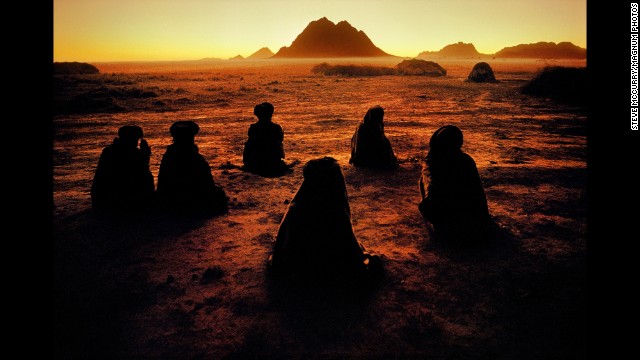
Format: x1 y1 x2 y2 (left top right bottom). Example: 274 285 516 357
54 0 586 62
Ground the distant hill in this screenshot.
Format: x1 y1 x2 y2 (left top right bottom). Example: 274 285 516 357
417 42 483 58
229 55 245 60
247 47 274 59
54 62 99 75
494 42 586 59
272 17 393 58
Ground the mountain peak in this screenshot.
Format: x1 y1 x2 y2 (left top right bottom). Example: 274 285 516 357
247 47 274 59
417 42 481 58
272 17 392 58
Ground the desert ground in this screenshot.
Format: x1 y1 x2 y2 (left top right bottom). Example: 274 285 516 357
53 58 587 359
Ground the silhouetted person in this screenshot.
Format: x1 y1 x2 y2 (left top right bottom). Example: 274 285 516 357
269 157 382 284
419 125 490 242
157 121 228 215
91 125 154 213
349 105 398 170
242 102 289 176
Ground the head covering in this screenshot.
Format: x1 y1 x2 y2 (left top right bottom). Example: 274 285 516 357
302 157 343 187
170 120 199 138
118 125 143 140
254 102 274 119
364 105 384 125
294 157 349 211
429 125 463 152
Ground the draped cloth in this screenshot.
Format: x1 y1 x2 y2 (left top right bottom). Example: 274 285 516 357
349 106 398 170
418 126 490 242
270 157 382 284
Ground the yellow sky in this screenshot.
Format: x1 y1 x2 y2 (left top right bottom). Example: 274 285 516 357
54 0 586 62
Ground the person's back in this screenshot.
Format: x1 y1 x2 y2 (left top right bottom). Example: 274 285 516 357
91 125 154 213
157 121 227 214
349 105 398 170
269 157 382 284
243 102 288 176
419 125 490 242
245 120 284 163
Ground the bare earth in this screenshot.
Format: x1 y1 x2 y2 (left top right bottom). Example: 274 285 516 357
53 58 587 359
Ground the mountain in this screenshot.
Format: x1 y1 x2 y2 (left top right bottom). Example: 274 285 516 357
229 55 245 60
417 42 482 58
247 47 274 59
272 17 393 58
494 42 586 59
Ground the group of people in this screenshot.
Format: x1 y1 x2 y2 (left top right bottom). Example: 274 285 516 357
91 102 491 284
91 120 228 215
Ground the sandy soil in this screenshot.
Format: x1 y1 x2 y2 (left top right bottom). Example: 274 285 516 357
53 58 587 359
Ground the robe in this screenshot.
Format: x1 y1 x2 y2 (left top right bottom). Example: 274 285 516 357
419 149 490 241
91 139 154 212
157 143 227 214
349 121 398 170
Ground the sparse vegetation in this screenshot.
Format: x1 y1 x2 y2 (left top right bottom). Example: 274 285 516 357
53 73 162 115
521 66 586 106
54 62 100 74
311 59 447 77
395 59 446 76
54 60 586 360
311 62 396 76
55 94 125 115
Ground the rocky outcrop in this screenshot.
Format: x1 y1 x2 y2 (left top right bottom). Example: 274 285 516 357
395 59 446 76
467 62 496 82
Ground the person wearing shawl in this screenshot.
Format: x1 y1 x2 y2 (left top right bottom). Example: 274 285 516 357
349 105 398 170
419 125 490 242
157 120 228 214
269 157 382 283
91 125 155 213
242 102 289 176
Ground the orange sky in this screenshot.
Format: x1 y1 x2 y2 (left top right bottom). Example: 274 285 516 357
54 0 586 62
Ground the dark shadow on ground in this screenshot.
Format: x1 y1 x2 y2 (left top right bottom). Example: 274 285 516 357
225 271 386 360
53 209 218 359
238 159 299 178
416 214 586 359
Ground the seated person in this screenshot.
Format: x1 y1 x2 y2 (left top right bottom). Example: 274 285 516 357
268 157 382 285
157 120 228 214
91 125 154 213
349 105 398 170
418 125 491 242
242 102 289 176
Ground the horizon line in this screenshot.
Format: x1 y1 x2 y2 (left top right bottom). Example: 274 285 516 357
53 40 587 64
